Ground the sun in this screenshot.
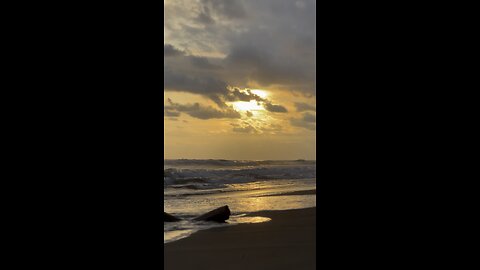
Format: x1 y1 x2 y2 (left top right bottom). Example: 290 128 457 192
231 89 270 112
250 89 269 99
233 100 264 111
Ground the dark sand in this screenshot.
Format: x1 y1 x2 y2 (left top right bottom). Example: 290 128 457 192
164 207 316 270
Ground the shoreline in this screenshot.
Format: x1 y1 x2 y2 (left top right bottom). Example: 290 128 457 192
164 207 316 270
255 189 316 197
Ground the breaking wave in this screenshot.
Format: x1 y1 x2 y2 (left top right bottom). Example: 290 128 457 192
164 159 316 189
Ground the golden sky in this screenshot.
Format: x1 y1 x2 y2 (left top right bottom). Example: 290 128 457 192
164 0 316 160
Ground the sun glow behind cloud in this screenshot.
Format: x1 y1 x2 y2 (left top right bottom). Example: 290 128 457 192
232 101 264 112
250 89 269 99
164 0 316 160
230 89 269 112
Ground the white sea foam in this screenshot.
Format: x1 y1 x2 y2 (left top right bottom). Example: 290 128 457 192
164 159 316 189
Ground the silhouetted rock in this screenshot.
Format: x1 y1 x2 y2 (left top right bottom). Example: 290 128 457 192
164 206 231 223
193 205 231 222
164 212 181 222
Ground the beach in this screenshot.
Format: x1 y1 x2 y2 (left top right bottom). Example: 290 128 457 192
164 0 317 265
164 207 316 270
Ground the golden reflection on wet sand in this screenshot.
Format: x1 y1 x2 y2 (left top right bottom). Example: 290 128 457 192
229 216 272 224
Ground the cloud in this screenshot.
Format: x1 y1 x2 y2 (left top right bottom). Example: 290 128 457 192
164 0 316 96
302 112 316 123
231 120 284 134
224 44 312 87
164 49 288 111
164 0 316 159
294 102 316 112
164 67 228 98
261 123 283 134
165 99 241 120
231 122 257 134
195 6 215 25
264 102 288 113
290 112 316 131
164 44 185 57
190 56 222 70
164 109 181 117
200 0 247 20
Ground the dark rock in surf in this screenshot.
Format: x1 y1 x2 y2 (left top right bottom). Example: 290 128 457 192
164 206 231 223
164 212 181 222
193 205 231 222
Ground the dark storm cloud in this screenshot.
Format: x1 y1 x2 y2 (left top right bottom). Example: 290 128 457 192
264 102 288 113
164 67 228 97
165 47 286 111
165 99 241 120
164 44 185 57
165 0 316 95
164 45 230 106
190 56 221 70
224 44 312 87
164 66 263 108
224 87 264 103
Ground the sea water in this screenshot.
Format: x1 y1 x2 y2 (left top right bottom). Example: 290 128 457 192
164 159 316 243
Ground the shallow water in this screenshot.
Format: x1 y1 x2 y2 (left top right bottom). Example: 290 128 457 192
164 159 316 243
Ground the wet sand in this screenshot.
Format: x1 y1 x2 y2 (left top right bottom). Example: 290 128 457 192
164 207 316 270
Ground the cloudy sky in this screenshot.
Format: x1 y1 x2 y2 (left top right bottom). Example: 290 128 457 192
164 0 316 160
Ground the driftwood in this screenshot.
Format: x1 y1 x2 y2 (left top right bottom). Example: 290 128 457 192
164 205 231 223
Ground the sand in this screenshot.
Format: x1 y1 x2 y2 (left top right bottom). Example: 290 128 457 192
164 207 316 270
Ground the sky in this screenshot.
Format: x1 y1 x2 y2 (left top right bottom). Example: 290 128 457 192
164 0 316 160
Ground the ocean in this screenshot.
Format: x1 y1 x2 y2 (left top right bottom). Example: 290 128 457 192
164 159 316 243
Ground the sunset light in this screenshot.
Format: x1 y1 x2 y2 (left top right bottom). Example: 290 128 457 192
232 100 265 112
164 0 316 268
164 0 316 160
250 89 269 99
